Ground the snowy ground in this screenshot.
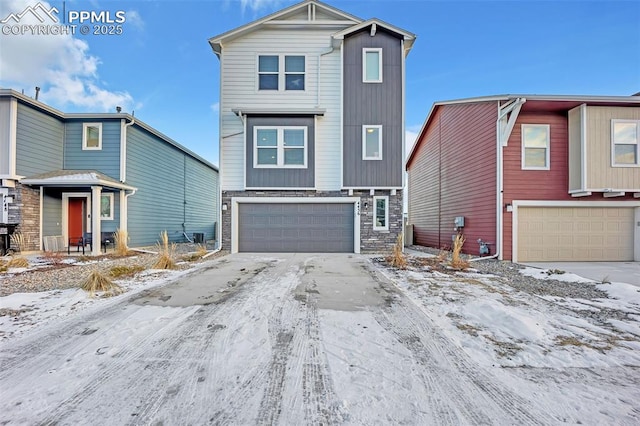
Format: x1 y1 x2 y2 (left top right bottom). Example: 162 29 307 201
1 253 639 424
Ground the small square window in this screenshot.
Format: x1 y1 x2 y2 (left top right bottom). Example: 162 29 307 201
521 124 550 170
100 193 114 220
612 120 639 167
83 123 102 150
373 196 389 231
363 48 382 83
363 125 382 160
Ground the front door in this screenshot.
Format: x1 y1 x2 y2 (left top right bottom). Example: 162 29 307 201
68 198 85 242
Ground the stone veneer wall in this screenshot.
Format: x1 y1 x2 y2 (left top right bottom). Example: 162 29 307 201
221 189 403 253
7 184 40 252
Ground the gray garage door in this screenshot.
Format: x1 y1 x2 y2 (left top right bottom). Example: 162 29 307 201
238 203 354 252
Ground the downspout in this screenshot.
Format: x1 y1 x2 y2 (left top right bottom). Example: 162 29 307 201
473 98 525 261
317 45 335 107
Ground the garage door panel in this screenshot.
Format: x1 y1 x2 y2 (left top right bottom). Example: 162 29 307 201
518 207 634 262
239 203 354 253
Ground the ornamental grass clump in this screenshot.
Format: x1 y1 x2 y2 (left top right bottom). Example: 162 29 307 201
10 232 28 253
109 264 145 278
449 234 470 270
7 256 29 268
387 234 407 269
153 230 176 270
114 228 129 256
81 269 123 297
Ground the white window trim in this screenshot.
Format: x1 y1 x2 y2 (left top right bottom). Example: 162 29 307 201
373 196 389 231
100 193 114 220
611 119 640 168
256 54 306 92
362 125 383 160
362 48 383 83
82 123 102 150
521 124 550 170
253 126 308 169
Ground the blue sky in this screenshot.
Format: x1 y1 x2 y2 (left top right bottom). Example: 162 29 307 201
1 0 639 166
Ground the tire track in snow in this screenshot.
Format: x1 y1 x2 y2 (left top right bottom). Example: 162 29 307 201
372 283 555 425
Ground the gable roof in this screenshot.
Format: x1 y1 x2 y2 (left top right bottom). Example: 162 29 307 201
406 93 640 169
331 18 416 51
208 0 362 56
0 89 218 171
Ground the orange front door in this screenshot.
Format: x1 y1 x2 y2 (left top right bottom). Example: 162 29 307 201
68 198 84 241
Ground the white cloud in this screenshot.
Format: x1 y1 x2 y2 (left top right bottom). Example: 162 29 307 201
0 0 134 112
125 10 144 31
238 0 284 13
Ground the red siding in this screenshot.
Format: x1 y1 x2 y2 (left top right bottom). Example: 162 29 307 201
408 102 497 254
502 110 637 260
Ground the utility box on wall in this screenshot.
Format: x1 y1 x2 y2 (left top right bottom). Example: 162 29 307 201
454 216 465 228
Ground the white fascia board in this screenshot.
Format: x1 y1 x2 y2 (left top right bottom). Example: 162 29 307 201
21 178 136 191
513 200 640 208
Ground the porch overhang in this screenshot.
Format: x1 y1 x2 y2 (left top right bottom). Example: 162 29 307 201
20 170 137 191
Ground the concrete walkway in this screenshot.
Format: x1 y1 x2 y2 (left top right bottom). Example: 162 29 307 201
522 261 640 287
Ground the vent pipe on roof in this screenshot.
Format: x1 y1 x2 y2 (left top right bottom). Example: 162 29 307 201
35 87 40 100
116 106 122 113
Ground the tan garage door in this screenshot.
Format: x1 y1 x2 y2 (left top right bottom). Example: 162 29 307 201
518 207 634 262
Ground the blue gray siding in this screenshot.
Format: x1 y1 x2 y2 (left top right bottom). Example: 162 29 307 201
42 188 62 237
0 98 12 175
15 103 64 176
63 120 121 179
246 116 315 188
343 29 403 187
126 126 218 246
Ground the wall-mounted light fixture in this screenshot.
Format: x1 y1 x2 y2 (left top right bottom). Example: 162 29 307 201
505 203 513 212
222 203 228 211
363 201 369 209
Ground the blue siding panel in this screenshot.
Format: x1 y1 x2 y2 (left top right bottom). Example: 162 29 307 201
42 188 62 237
126 126 218 247
15 104 64 176
63 120 121 179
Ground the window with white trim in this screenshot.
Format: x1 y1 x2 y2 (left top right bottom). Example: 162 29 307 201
100 193 114 220
373 196 389 231
521 124 550 170
258 55 305 91
83 123 102 150
612 119 639 166
363 125 382 160
363 48 382 83
254 126 307 168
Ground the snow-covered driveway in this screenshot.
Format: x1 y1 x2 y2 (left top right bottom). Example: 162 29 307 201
1 253 638 424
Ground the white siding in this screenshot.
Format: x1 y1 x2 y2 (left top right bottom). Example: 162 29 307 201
219 27 345 191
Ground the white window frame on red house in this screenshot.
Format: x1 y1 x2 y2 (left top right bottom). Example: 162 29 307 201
521 124 550 170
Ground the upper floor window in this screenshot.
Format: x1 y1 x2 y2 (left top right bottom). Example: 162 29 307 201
258 55 305 91
363 125 382 160
254 126 307 168
521 124 550 170
612 120 639 167
83 123 102 150
363 48 382 83
373 196 389 231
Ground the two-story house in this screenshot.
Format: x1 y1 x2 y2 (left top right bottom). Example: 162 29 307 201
406 94 640 262
0 89 219 255
209 0 415 253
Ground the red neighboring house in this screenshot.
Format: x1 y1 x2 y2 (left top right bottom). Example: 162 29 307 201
406 94 640 263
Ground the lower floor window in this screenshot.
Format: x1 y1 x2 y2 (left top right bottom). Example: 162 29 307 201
255 126 307 168
100 193 114 220
373 196 388 230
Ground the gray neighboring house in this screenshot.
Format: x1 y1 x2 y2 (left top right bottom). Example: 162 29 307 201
0 89 219 255
209 0 415 253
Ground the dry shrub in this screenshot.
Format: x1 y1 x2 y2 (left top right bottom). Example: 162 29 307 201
114 228 129 256
153 230 176 270
196 243 208 257
386 234 407 269
7 256 29 268
81 269 123 297
43 250 64 266
110 264 145 278
0 260 7 273
10 232 28 252
449 234 470 270
182 244 208 262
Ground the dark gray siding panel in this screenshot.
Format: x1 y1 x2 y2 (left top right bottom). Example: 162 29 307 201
239 203 353 252
343 29 403 187
63 120 121 180
15 103 64 176
126 126 218 247
42 188 62 237
246 116 315 188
